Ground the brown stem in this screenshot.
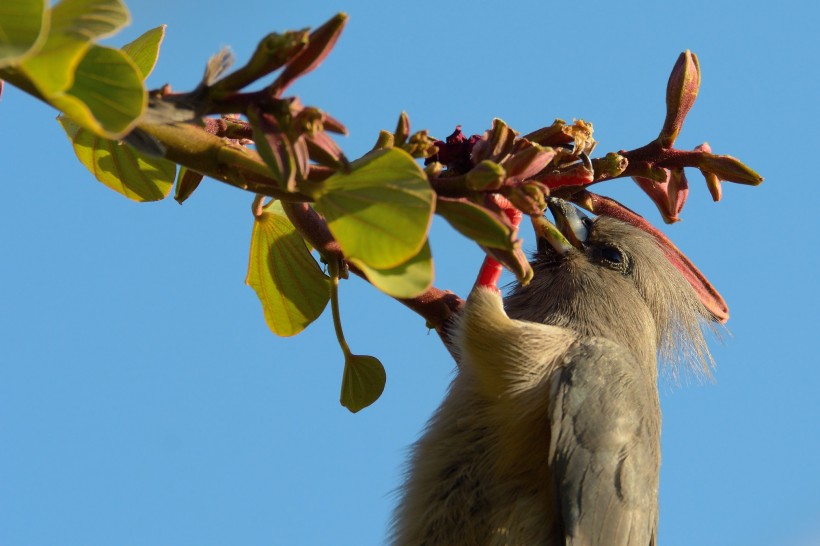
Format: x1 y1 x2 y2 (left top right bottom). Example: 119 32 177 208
251 194 266 217
429 175 471 197
590 141 722 184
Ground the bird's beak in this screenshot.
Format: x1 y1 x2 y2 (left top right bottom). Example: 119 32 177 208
532 198 591 255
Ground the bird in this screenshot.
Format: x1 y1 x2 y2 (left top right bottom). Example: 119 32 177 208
391 197 716 545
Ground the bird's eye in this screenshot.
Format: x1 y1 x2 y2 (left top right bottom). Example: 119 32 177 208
600 245 623 264
596 245 630 274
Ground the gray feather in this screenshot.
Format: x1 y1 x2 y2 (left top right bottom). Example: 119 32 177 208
549 338 660 545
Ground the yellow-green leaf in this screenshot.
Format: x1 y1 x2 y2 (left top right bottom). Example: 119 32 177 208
340 354 386 413
121 24 165 80
314 148 434 270
246 202 330 337
20 0 130 95
0 0 50 68
51 0 129 41
59 116 175 201
354 240 433 299
50 44 145 138
19 37 86 96
436 197 517 250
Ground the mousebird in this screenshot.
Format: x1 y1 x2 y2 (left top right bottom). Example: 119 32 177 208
392 197 715 545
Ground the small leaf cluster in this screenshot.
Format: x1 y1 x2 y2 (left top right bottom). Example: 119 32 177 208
1 0 150 138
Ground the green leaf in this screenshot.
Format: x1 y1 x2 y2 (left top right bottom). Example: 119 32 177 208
20 36 87 96
59 116 176 201
0 0 50 68
246 202 330 337
51 0 130 40
121 24 165 79
436 197 517 249
354 240 433 299
314 148 434 270
50 44 145 138
340 354 386 413
13 0 142 138
20 0 130 95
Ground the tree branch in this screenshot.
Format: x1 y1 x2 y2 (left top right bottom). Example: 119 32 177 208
137 122 312 201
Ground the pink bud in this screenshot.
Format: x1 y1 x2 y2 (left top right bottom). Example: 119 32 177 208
666 168 689 222
394 112 410 145
658 50 700 148
271 13 348 96
694 143 722 201
501 142 557 180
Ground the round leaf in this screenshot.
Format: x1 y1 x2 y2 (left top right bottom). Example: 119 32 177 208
314 148 434 270
59 116 175 201
0 0 49 68
246 203 330 337
340 354 386 413
353 240 433 299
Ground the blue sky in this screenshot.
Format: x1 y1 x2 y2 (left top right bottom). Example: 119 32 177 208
1 1 818 545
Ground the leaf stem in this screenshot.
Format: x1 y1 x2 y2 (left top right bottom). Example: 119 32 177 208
251 194 266 217
327 258 353 359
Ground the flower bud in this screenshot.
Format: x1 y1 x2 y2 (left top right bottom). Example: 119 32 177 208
481 244 533 286
501 142 557 180
209 31 308 95
701 170 722 201
698 152 763 186
471 118 517 163
466 160 506 190
522 119 573 147
322 113 348 135
293 106 324 135
507 182 548 215
394 112 410 145
694 143 721 201
658 50 700 148
592 152 628 179
403 130 437 159
271 13 348 96
666 168 689 223
305 130 349 172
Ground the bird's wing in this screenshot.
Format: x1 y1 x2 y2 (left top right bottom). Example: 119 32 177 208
548 337 661 546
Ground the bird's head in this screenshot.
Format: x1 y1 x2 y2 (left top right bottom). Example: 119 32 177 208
505 198 716 378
